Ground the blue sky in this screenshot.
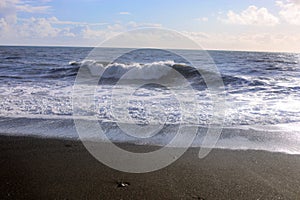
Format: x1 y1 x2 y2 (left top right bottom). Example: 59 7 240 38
1 0 300 52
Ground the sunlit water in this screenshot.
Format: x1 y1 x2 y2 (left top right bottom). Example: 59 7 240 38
0 46 300 154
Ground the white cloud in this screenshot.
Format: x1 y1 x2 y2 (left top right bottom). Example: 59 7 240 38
0 0 298 52
0 18 10 33
221 5 279 26
16 4 50 13
182 31 300 53
119 12 131 15
181 31 210 40
18 17 59 38
195 17 208 22
277 1 300 25
289 0 300 5
82 21 162 40
0 0 162 44
3 17 78 39
102 29 290 51
21 16 107 26
0 0 18 24
0 0 52 38
107 23 124 31
0 0 107 42
127 21 162 28
98 28 201 49
81 27 106 39
0 0 50 16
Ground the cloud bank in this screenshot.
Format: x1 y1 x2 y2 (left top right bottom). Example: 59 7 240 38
221 5 279 26
0 0 300 52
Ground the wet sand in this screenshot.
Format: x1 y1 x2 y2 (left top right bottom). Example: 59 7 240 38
1 135 300 200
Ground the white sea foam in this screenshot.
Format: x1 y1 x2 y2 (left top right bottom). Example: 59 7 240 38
73 60 187 79
1 116 300 155
1 47 300 155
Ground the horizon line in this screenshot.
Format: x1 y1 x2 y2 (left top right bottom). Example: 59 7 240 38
0 44 299 54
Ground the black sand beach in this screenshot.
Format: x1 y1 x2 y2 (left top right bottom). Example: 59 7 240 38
1 135 300 200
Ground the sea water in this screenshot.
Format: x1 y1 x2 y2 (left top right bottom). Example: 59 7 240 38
0 46 300 154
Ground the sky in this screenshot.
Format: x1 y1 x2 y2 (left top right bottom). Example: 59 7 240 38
0 0 300 52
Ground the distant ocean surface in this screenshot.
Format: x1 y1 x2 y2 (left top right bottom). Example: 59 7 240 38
0 46 300 154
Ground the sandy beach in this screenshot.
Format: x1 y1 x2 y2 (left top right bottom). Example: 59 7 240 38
1 135 300 200
1 0 300 199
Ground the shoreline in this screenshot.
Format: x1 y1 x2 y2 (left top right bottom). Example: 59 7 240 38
1 133 300 156
1 115 299 156
1 135 300 199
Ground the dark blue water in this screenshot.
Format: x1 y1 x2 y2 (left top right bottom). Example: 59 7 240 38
0 46 300 154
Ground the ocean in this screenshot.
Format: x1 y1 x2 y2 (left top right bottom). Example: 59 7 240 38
0 46 300 154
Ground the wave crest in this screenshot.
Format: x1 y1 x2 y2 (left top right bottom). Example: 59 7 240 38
70 60 192 80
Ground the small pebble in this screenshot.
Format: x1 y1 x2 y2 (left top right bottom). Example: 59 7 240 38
117 181 130 188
